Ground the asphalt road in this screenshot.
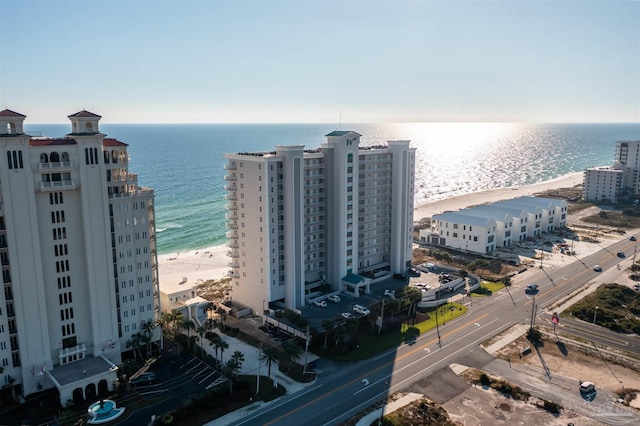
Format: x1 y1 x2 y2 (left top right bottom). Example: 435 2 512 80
225 237 640 426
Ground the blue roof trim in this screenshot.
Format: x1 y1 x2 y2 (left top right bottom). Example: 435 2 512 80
342 273 364 284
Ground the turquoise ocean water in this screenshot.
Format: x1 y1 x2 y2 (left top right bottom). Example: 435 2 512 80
26 122 640 255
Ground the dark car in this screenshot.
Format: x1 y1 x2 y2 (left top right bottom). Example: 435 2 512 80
408 268 421 277
129 372 156 387
617 251 625 258
630 236 637 241
525 283 539 294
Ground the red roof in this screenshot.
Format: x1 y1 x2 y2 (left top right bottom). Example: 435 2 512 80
0 109 26 118
103 138 128 147
68 110 101 119
29 138 77 146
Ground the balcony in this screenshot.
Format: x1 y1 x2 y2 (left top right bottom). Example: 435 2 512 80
227 261 240 268
38 161 74 172
226 241 239 248
224 184 237 191
226 212 238 220
227 250 239 258
58 343 87 360
226 222 238 230
224 174 237 181
224 163 237 170
225 203 237 210
225 193 237 201
226 231 238 239
227 270 240 278
39 180 77 191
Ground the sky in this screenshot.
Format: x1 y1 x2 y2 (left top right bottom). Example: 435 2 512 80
0 0 639 124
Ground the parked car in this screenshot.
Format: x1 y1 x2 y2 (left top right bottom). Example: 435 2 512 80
617 251 625 258
630 236 637 241
341 312 353 319
593 265 602 272
383 289 395 298
408 268 421 277
525 283 539 294
353 304 370 315
327 294 341 303
579 381 596 393
633 284 640 291
314 300 327 308
422 262 435 270
129 372 156 387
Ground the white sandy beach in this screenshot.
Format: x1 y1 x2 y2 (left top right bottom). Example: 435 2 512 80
158 172 585 289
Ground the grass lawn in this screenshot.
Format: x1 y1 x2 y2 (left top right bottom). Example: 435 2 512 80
330 303 468 361
471 281 504 297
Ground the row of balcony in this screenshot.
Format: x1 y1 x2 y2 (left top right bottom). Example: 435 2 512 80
57 343 87 358
38 161 74 172
39 180 77 192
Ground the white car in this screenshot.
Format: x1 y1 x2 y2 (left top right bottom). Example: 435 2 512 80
353 304 370 315
384 289 395 298
314 300 327 308
422 262 435 270
327 294 341 303
341 312 353 319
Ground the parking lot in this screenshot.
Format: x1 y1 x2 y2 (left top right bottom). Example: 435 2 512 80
298 264 470 331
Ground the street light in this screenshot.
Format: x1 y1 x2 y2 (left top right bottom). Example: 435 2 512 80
593 306 599 324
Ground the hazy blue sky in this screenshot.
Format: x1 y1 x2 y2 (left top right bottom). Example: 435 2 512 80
1 0 638 123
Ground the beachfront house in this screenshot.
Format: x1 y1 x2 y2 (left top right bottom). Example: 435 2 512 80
222 131 415 316
426 212 497 254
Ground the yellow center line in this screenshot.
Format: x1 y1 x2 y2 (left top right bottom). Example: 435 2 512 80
265 313 488 425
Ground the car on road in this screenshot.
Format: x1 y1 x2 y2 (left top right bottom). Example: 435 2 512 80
313 300 327 308
525 283 539 294
353 304 370 315
129 372 156 387
341 312 353 319
383 289 395 298
422 262 435 270
579 381 596 393
408 267 421 277
633 284 640 291
617 251 625 258
327 294 341 303
593 265 602 272
630 236 637 241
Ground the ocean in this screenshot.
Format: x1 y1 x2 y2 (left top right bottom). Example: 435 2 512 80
25 122 640 255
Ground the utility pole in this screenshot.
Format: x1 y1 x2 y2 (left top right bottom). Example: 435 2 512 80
378 298 385 337
256 343 262 395
435 301 442 348
633 245 637 264
529 295 537 329
302 326 310 375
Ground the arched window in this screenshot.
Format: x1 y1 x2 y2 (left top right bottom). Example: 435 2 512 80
85 122 93 132
103 150 110 164
50 152 60 163
40 153 49 163
347 153 353 163
112 150 118 163
6 122 16 134
61 152 70 162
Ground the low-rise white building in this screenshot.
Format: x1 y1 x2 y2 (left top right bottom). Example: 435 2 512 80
421 196 568 254
426 212 497 254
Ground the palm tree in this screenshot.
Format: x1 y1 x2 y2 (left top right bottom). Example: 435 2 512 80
210 335 222 363
196 325 207 357
219 310 228 332
171 310 184 334
230 351 245 378
281 338 302 373
141 320 156 356
181 319 196 350
260 346 280 378
219 339 229 365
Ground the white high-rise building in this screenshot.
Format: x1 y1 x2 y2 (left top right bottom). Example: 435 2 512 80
583 140 640 202
0 109 161 404
223 131 415 315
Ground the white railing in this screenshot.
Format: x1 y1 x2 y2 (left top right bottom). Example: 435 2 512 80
38 161 74 171
39 180 77 191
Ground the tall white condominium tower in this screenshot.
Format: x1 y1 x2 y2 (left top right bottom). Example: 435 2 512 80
223 131 415 315
0 109 161 404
